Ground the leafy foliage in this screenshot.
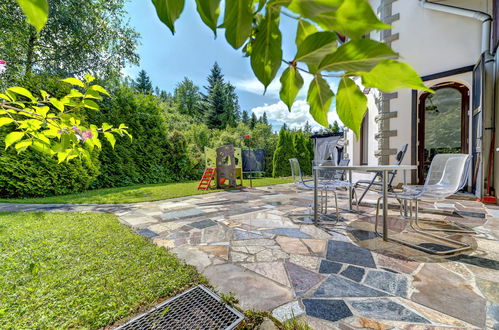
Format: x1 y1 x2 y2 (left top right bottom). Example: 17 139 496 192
13 0 434 136
3 0 139 81
147 0 431 136
0 75 130 163
86 84 194 188
174 77 203 118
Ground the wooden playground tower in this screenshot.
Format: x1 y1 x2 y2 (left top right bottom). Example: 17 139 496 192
197 145 243 190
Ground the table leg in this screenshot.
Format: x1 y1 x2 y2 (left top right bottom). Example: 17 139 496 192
348 169 353 211
382 170 388 241
403 169 408 218
314 168 318 225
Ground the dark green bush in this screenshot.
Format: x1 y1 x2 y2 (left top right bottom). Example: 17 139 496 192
87 85 195 189
272 129 296 177
0 148 100 198
293 132 311 176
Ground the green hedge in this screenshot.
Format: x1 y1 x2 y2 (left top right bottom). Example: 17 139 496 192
0 148 100 198
87 85 195 189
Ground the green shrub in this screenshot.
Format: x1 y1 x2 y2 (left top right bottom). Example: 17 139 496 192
293 133 311 176
87 85 195 188
272 129 295 177
0 148 100 198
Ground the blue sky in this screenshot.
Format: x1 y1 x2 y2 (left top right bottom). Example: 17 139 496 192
124 0 340 130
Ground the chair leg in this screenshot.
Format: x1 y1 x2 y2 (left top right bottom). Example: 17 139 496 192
412 213 476 234
353 188 359 212
332 190 340 221
374 196 472 255
374 196 383 234
406 200 473 255
357 173 380 205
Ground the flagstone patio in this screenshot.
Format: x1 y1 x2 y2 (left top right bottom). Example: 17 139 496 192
2 183 498 329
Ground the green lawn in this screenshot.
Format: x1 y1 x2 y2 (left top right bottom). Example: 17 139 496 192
0 212 205 328
0 177 293 204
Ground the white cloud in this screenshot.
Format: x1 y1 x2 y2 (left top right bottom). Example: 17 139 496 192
251 99 342 131
232 74 314 99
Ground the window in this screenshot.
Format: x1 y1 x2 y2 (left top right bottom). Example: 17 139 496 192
360 112 369 165
494 1 499 49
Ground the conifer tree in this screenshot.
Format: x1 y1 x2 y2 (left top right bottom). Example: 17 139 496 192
241 111 249 124
272 128 296 177
261 112 269 125
250 112 258 129
205 81 226 129
293 133 311 175
223 82 240 127
303 121 312 134
134 69 153 94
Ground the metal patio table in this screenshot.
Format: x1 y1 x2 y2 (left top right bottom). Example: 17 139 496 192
313 164 417 241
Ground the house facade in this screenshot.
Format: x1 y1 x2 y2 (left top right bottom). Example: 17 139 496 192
344 0 499 200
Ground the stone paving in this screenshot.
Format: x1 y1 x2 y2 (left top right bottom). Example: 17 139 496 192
2 184 499 329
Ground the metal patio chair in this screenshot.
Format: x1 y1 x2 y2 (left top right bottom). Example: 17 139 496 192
374 154 473 255
355 144 408 204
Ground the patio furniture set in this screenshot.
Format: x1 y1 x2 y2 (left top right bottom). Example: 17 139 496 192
289 146 475 256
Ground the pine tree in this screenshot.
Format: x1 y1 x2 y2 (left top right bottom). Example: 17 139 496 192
272 129 296 177
293 133 311 175
223 82 240 127
261 112 269 125
134 69 153 94
282 123 288 131
205 62 224 92
203 63 241 128
303 121 312 134
241 111 249 124
250 112 258 129
331 120 341 133
205 81 226 129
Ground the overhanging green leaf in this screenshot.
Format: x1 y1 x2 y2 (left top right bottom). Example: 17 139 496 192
250 5 282 90
319 39 397 72
104 132 116 148
336 76 367 137
195 0 221 36
62 78 85 88
0 118 15 127
16 0 48 32
152 0 185 34
295 19 318 48
280 66 304 111
287 0 342 19
294 31 337 67
224 0 254 49
307 75 334 127
361 59 434 93
8 87 36 102
15 139 33 152
315 0 390 39
5 131 25 149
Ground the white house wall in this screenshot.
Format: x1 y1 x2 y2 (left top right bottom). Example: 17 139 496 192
347 0 486 184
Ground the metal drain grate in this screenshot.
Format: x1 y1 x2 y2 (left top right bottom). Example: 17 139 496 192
116 285 244 330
